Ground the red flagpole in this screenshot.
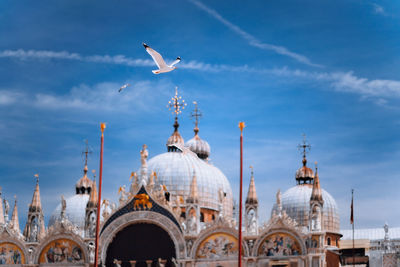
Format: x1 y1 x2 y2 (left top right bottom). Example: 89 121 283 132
238 122 245 267
94 123 106 267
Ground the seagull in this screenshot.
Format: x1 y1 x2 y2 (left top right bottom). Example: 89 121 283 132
143 43 180 74
118 83 130 92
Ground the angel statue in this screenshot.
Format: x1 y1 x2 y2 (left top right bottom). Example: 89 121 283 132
129 172 139 194
118 185 128 205
102 199 110 218
140 144 148 166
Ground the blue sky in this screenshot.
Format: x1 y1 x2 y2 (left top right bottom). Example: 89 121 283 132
0 0 399 231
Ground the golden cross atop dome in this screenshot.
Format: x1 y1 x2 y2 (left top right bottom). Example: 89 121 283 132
34 173 39 183
297 133 311 159
250 165 254 176
191 101 202 128
82 139 92 166
167 87 186 116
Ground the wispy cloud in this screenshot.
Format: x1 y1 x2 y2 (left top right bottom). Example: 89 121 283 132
187 0 323 68
0 80 172 112
0 49 154 67
371 3 387 16
1 49 400 105
0 91 22 105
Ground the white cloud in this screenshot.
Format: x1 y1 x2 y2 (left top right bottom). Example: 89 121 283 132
1 80 173 113
372 3 387 16
1 49 400 105
0 91 22 105
0 49 154 67
187 0 323 68
0 49 82 60
35 80 172 112
314 71 400 99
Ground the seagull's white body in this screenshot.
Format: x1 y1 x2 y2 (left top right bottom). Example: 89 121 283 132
118 83 130 92
143 43 180 74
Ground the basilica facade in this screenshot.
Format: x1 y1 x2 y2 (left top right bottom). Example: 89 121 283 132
0 92 341 267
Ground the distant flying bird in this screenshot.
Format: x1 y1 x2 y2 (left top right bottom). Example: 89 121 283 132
143 43 180 74
118 83 130 92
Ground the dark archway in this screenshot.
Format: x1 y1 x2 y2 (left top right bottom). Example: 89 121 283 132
105 223 176 267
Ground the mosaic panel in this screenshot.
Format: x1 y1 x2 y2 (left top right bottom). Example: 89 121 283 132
0 242 25 264
258 232 302 256
196 233 238 259
39 239 84 263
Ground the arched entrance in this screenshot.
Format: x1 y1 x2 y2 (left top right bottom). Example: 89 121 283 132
106 223 176 267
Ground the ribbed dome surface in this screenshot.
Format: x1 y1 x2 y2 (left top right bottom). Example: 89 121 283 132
146 150 233 217
271 185 340 233
49 194 89 229
185 135 210 159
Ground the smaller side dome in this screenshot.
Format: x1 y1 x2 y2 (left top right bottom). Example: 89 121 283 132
186 134 210 160
185 101 210 160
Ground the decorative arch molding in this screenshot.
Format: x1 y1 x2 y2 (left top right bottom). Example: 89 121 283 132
99 210 186 263
100 186 182 235
191 224 249 260
34 232 89 265
0 232 28 265
253 229 306 257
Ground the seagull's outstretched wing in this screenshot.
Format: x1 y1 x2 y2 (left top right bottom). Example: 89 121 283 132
143 43 167 69
170 57 181 67
118 83 130 92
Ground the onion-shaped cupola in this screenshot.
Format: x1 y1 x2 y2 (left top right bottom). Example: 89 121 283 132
166 87 186 152
185 101 211 160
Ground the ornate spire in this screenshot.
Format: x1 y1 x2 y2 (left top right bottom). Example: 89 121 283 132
24 174 46 242
246 166 258 205
87 178 98 208
310 162 324 204
30 174 42 212
187 170 198 203
167 87 186 151
0 187 4 225
10 195 20 233
276 189 282 216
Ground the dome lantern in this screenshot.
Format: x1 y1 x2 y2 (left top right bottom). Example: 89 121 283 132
166 87 186 151
75 140 94 194
295 134 314 184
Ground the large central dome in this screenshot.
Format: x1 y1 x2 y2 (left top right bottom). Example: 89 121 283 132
147 148 233 218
